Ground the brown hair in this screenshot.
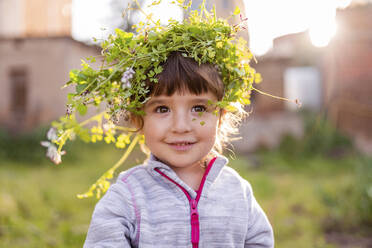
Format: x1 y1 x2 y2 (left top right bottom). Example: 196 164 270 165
129 52 246 155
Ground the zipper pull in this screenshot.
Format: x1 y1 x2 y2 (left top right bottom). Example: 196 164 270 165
190 199 199 245
190 199 198 217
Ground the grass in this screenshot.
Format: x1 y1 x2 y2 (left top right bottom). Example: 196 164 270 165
0 141 145 248
0 117 371 247
231 152 370 248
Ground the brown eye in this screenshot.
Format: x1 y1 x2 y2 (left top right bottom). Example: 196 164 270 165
155 106 169 113
192 105 206 112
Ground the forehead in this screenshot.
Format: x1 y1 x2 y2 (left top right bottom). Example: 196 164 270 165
145 91 216 106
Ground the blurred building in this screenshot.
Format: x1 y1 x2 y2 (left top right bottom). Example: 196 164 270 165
248 2 372 153
253 31 324 114
324 3 372 151
0 0 99 132
0 0 71 38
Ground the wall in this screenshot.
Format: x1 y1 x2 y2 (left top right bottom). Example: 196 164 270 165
0 37 99 131
324 5 372 142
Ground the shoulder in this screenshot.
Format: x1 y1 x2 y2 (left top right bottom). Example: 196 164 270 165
220 165 254 195
113 163 157 197
117 164 147 183
99 164 146 201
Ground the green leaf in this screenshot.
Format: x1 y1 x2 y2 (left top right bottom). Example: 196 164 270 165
75 127 91 143
147 70 155 77
77 103 87 116
67 93 75 101
75 84 86 94
154 66 163 74
189 26 201 35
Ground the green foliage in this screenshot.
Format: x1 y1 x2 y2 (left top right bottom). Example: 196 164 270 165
0 127 110 166
318 156 372 232
0 128 45 163
0 144 142 248
354 157 372 227
63 1 257 121
276 111 353 159
253 112 372 235
300 113 352 157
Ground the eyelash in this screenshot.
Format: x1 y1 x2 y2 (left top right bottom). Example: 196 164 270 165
154 105 207 113
155 106 169 113
192 105 207 112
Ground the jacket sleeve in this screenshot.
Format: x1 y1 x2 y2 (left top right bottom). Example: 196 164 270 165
244 182 274 248
83 176 137 248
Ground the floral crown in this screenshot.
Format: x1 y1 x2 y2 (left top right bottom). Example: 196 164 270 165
42 0 297 199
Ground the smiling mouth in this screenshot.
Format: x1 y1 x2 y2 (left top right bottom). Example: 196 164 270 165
167 141 196 151
169 142 196 146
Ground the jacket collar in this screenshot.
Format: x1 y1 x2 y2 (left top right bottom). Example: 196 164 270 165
145 153 228 198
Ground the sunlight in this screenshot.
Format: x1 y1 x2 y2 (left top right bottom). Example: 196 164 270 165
131 0 183 26
71 0 353 52
71 0 115 42
72 0 183 43
308 1 338 47
309 20 337 47
244 0 353 55
337 0 353 9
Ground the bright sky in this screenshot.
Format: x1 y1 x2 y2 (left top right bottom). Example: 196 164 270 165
245 0 352 55
71 0 353 55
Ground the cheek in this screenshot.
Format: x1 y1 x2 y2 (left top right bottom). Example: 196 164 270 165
142 116 167 143
198 117 219 138
203 114 219 128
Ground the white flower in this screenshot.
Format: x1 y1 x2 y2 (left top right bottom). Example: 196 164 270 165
103 122 115 132
47 127 58 141
121 67 135 89
40 141 66 165
41 127 65 164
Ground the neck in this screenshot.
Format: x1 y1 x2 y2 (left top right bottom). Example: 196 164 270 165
156 156 210 191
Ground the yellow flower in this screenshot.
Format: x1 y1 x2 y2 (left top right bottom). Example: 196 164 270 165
91 126 103 134
91 126 103 143
115 134 131 148
104 133 116 144
139 135 145 145
94 96 102 105
254 73 262 84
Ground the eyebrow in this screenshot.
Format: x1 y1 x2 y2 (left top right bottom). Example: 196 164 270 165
145 99 166 108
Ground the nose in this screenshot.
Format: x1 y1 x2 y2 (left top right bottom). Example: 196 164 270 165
170 109 192 133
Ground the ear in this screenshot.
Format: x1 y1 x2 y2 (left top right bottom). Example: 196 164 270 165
138 128 144 135
129 114 144 133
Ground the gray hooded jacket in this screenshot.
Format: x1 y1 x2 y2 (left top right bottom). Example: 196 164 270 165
84 154 274 248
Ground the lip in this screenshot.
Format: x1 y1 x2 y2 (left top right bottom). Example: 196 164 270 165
167 141 196 151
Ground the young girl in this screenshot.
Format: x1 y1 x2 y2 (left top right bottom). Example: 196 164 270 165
83 52 274 247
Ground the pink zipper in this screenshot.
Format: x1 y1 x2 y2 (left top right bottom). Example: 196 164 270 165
155 157 217 248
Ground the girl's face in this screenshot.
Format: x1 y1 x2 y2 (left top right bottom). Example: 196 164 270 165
142 90 219 172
